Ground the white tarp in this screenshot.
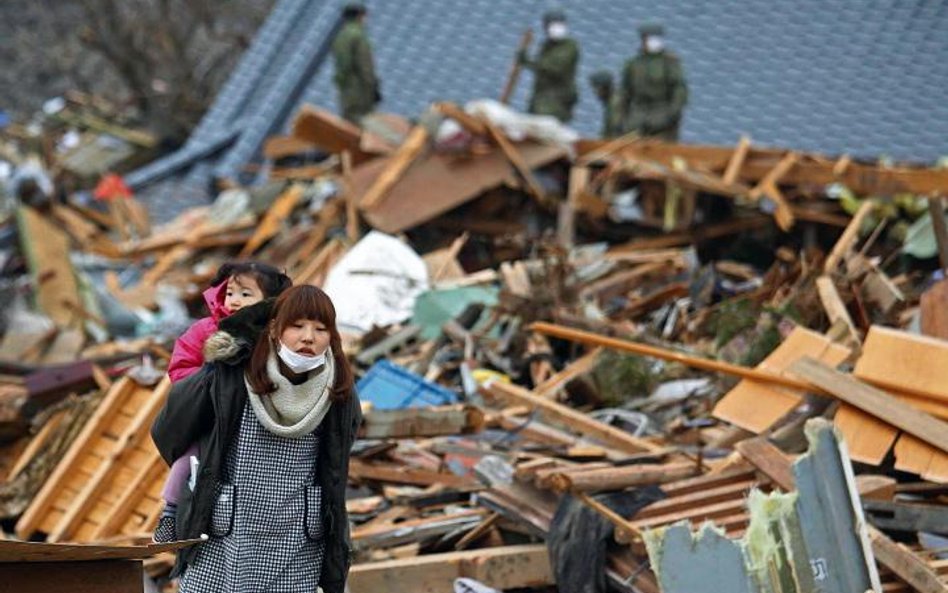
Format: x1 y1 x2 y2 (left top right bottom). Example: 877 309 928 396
324 231 430 335
463 99 579 152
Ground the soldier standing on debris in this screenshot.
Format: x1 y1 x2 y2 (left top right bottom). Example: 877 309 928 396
589 70 623 138
518 10 580 123
618 23 688 140
332 2 380 124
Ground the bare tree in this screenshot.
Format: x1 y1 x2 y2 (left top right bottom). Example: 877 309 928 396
77 0 272 144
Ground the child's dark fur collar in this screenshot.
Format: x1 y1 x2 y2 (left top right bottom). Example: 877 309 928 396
203 298 274 364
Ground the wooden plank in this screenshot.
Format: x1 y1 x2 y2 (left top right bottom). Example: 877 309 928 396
482 119 545 199
816 275 860 345
480 380 663 454
790 357 948 455
347 544 552 593
558 166 588 248
893 436 948 484
237 184 305 257
636 479 757 519
90 455 166 541
546 462 698 493
499 30 533 104
535 347 601 399
15 378 134 539
360 405 484 439
574 140 948 196
854 326 948 404
834 404 898 465
355 141 565 233
868 527 948 593
929 196 948 271
734 438 795 490
360 126 429 210
825 199 875 273
17 207 81 326
49 379 169 542
722 135 751 186
349 460 476 489
713 326 852 433
920 278 948 340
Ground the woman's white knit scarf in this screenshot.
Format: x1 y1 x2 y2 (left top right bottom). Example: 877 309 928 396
245 348 334 438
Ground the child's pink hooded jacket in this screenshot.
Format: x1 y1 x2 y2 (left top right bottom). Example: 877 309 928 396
167 282 229 383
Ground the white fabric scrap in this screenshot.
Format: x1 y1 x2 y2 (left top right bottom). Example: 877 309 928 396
324 231 430 335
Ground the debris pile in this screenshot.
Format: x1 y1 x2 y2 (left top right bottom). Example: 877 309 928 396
1 96 948 593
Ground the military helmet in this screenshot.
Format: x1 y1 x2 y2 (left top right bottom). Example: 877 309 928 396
543 9 567 25
589 70 614 88
343 2 367 18
638 22 665 36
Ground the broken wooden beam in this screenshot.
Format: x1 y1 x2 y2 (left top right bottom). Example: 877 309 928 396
359 126 429 210
348 544 552 593
359 405 484 439
479 380 663 454
824 199 874 273
546 461 699 493
722 135 751 186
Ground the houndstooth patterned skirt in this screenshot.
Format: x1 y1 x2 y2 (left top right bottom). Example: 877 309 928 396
179 405 325 593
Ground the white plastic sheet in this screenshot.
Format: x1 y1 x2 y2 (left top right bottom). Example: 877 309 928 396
324 231 430 335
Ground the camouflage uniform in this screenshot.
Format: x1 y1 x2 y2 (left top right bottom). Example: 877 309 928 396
589 71 623 138
332 18 379 124
618 25 688 140
519 13 580 123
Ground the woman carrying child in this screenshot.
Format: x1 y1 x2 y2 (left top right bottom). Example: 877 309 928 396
152 285 361 593
156 261 292 541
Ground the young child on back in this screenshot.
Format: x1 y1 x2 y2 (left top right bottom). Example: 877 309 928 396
155 261 291 542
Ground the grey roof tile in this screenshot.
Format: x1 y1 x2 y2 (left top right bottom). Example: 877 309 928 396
130 0 948 221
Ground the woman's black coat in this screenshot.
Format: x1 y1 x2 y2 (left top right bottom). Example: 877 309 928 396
151 301 361 593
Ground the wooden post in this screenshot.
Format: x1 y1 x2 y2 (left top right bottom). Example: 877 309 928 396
500 30 533 104
558 166 588 248
824 199 874 273
722 135 751 185
927 195 948 272
341 151 359 242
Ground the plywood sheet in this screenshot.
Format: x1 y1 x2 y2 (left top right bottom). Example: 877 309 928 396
834 404 897 465
17 207 81 326
713 327 851 432
894 435 948 484
354 142 567 234
855 326 948 404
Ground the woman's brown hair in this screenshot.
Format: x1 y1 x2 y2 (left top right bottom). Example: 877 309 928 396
245 285 354 399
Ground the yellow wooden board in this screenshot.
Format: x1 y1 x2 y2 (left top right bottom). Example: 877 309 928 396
713 327 851 433
855 326 948 403
834 404 898 465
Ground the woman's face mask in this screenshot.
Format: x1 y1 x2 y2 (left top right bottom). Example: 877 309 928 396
547 21 568 40
275 319 331 373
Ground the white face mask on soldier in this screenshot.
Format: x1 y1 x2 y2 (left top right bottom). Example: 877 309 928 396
277 342 327 373
547 22 568 40
645 35 665 53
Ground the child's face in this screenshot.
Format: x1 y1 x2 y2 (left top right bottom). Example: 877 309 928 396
280 319 331 357
224 274 264 313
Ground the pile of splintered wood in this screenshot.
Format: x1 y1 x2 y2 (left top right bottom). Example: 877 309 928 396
2 99 948 593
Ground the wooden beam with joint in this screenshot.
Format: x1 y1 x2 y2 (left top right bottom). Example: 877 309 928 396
748 152 799 230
